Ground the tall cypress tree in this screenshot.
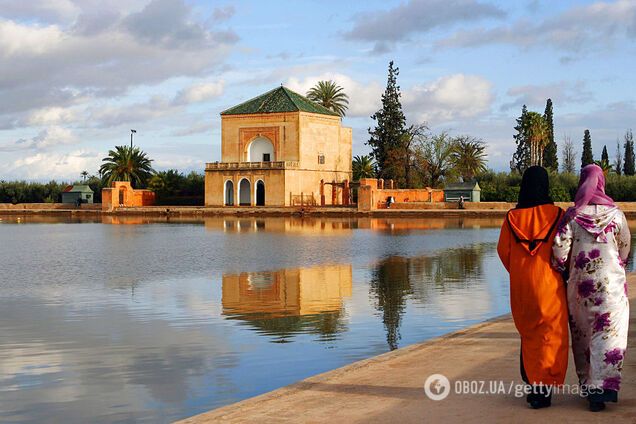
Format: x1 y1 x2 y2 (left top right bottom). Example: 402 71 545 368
367 61 408 183
624 129 635 176
542 99 558 171
511 105 530 173
581 129 594 167
601 145 609 163
615 138 623 175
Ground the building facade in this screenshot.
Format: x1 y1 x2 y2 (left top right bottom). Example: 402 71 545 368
61 184 94 204
205 87 352 207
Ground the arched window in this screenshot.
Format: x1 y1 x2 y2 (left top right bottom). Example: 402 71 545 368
247 137 274 162
256 180 265 206
224 180 234 206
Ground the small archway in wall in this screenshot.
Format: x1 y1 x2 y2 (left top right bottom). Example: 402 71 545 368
118 186 127 206
224 180 234 206
247 137 275 162
256 180 265 206
239 178 251 206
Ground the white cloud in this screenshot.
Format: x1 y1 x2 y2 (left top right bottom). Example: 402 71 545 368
27 107 78 126
0 126 77 152
170 121 215 137
437 0 636 54
285 73 383 118
0 0 81 24
0 1 237 119
212 5 235 22
344 0 505 52
173 81 224 105
500 81 593 111
152 152 205 170
403 74 495 123
1 149 101 179
0 19 64 56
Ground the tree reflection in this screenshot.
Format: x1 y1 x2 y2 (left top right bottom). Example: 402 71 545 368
369 245 487 350
369 257 412 350
230 311 346 343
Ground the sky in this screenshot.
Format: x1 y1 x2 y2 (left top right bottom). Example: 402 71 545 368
1 0 635 181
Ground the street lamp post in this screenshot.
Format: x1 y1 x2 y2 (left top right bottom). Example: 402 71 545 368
130 129 137 148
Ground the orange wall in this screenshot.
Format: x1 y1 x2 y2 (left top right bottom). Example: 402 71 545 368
357 180 444 211
0 203 101 210
102 182 155 211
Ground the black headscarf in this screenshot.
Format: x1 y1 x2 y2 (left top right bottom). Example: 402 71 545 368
516 166 553 209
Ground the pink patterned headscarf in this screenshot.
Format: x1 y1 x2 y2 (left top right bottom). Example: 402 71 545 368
573 164 615 212
558 164 619 242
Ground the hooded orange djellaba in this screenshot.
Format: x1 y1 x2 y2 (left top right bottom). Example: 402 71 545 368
497 166 569 409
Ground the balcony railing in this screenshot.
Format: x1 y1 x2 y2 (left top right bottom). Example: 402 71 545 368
205 161 299 170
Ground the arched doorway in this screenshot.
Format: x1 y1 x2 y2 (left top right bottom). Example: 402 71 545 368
247 137 275 162
256 180 265 206
239 178 251 206
224 180 234 206
118 186 127 206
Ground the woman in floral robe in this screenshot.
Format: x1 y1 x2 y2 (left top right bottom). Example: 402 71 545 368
552 164 631 412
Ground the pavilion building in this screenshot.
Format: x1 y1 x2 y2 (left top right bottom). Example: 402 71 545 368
204 86 352 207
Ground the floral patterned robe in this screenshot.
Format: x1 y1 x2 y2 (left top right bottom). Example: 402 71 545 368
552 205 631 392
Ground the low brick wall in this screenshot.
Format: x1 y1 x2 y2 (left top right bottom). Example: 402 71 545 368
0 203 101 210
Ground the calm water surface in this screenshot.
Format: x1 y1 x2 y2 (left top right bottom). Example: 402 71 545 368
1 215 631 422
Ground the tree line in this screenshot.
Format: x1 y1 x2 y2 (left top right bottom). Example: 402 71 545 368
510 101 636 176
342 62 487 188
1 146 204 205
6 67 636 204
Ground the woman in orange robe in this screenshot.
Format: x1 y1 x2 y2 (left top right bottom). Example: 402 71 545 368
497 166 569 409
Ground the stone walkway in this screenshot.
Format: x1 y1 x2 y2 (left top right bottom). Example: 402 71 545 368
178 275 636 423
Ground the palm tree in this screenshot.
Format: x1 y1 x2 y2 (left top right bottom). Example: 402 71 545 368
99 145 155 188
450 136 487 181
526 112 549 166
306 80 349 117
80 170 89 182
148 169 183 198
352 155 375 181
594 158 613 175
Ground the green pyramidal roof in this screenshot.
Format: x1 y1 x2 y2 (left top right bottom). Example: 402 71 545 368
221 86 340 117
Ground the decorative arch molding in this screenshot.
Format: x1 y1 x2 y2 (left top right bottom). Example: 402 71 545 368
239 127 280 162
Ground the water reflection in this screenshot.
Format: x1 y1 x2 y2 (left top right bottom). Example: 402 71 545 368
0 214 582 422
370 245 488 350
0 297 240 423
222 265 352 342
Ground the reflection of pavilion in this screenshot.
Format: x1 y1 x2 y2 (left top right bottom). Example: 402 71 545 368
205 217 355 235
204 216 504 234
221 264 352 341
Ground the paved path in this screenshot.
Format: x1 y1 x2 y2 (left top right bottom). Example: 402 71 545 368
178 275 636 423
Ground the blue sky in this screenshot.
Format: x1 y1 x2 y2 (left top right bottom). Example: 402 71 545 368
1 0 635 180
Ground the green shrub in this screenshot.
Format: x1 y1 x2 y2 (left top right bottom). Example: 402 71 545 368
477 170 636 203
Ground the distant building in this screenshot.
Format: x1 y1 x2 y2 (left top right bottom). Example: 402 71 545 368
443 181 481 202
61 185 94 204
205 86 352 207
101 181 155 211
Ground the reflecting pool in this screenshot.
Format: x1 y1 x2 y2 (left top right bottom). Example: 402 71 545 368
1 215 629 422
